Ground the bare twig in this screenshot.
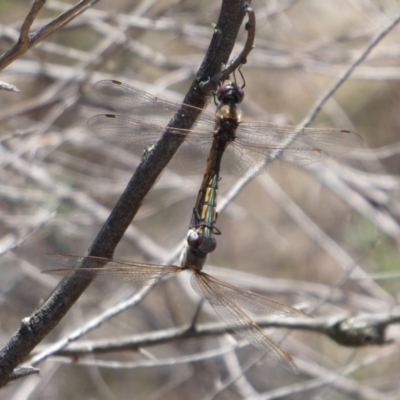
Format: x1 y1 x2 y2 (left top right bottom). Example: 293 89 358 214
6 367 39 383
0 212 55 257
258 174 394 300
301 11 400 129
0 81 20 92
199 5 256 91
29 285 154 366
31 309 398 361
0 0 99 71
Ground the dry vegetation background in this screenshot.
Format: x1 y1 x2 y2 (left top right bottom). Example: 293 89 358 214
1 0 400 399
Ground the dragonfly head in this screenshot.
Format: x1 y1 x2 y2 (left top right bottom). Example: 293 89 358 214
187 230 217 253
216 82 244 105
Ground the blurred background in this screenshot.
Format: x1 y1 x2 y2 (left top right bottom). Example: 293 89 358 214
1 0 400 399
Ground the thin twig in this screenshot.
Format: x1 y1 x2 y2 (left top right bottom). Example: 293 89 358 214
0 1 98 71
199 6 256 91
0 81 20 92
301 11 400 129
32 310 398 360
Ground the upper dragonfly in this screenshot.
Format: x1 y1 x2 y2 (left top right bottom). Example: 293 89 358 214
88 79 363 177
89 79 362 236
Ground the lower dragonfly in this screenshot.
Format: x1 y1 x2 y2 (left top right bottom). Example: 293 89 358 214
46 243 303 374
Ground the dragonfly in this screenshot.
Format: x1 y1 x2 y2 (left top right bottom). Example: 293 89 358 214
45 248 303 374
88 79 363 236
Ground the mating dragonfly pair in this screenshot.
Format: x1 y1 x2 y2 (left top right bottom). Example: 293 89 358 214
47 79 362 373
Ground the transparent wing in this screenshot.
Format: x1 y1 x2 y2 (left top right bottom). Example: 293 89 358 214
191 271 300 374
44 255 181 286
89 80 218 172
223 123 364 176
88 114 215 162
94 80 216 129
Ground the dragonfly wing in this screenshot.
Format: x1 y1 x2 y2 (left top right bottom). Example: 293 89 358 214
90 80 217 161
95 80 185 116
88 113 216 172
225 122 363 175
226 139 330 176
191 271 299 374
94 80 216 127
236 122 363 154
197 274 303 317
88 114 170 158
44 255 182 286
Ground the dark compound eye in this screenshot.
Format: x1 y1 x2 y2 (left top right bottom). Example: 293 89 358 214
187 231 201 250
216 83 232 100
200 236 217 253
187 231 217 253
216 82 245 104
